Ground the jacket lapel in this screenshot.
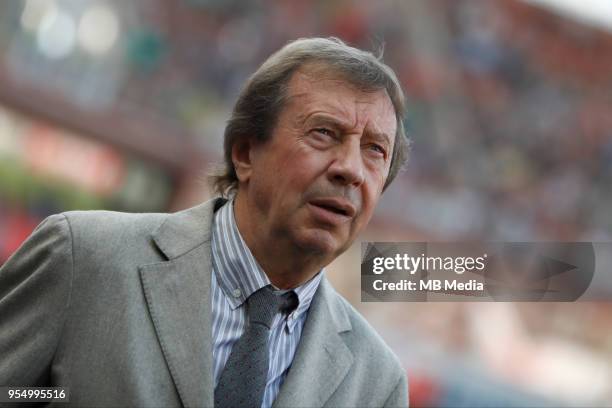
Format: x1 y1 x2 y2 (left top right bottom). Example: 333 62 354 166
139 199 224 408
273 278 354 408
138 198 354 407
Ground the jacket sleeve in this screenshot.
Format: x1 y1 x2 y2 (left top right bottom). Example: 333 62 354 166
383 371 409 408
0 214 73 386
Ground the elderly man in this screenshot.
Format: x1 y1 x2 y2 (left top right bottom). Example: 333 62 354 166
0 37 409 407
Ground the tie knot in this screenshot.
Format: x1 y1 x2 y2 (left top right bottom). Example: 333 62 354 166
247 286 298 328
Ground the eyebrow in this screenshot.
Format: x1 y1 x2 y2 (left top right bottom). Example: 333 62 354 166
304 113 392 147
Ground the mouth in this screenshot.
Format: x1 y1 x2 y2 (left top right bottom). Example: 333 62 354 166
308 197 356 219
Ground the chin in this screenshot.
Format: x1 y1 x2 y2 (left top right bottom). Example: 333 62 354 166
293 229 344 257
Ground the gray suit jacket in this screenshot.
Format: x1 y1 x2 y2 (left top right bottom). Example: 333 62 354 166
0 198 408 407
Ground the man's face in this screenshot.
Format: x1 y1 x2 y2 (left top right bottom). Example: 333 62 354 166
242 69 397 260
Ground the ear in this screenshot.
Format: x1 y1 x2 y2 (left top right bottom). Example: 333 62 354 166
232 137 254 183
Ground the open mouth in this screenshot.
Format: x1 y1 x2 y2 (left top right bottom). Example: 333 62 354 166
313 203 348 216
308 198 356 219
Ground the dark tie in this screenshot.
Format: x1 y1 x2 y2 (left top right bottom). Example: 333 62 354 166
215 286 298 408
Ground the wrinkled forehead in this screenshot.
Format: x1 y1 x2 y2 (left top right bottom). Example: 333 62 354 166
284 64 397 133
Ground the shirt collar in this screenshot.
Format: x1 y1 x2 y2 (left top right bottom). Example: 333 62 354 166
211 199 323 330
287 274 321 331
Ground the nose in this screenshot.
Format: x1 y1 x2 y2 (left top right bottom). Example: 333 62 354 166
327 140 365 187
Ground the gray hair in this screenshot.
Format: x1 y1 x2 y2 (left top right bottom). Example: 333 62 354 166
212 37 409 196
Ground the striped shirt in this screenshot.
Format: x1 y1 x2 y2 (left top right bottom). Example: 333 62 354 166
211 199 323 408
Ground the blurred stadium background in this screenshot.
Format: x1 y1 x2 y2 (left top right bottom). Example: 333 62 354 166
0 0 611 406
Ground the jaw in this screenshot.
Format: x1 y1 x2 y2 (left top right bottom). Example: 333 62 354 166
290 201 368 259
288 220 355 263
294 227 340 255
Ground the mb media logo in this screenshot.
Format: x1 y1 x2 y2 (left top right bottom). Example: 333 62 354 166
361 242 596 302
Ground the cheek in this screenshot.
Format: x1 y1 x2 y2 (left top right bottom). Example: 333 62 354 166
252 147 321 216
249 174 273 215
355 175 384 225
279 146 326 187
355 202 375 229
365 165 386 196
365 162 388 194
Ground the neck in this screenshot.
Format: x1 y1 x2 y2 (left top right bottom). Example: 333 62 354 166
232 193 325 289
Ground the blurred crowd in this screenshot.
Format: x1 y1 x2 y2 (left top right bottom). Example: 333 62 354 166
1 0 610 241
375 0 612 242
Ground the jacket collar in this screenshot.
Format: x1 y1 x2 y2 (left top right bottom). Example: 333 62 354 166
151 198 226 260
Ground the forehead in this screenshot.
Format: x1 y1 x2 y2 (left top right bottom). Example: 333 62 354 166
283 68 397 136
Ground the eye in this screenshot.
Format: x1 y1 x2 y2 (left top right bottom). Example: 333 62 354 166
313 128 335 137
368 144 387 157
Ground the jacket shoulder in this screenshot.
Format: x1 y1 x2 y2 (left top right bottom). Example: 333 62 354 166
58 210 171 264
62 210 169 236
